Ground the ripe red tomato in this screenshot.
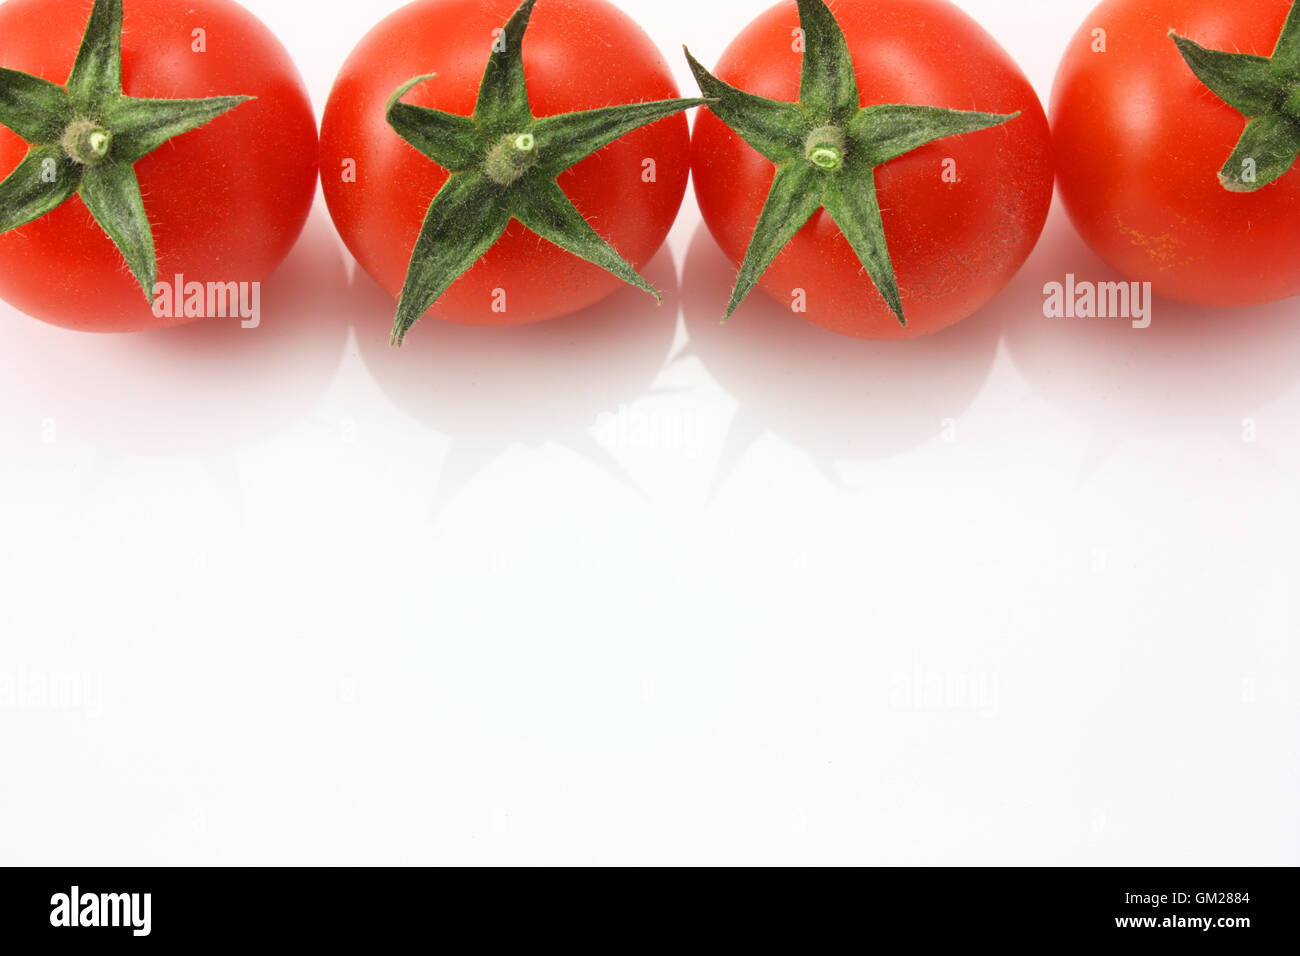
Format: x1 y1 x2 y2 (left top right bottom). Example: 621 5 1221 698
0 0 318 334
1052 0 1300 307
319 0 692 328
690 0 1054 340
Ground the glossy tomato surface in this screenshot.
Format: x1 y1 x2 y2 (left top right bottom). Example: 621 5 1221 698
1052 0 1300 307
0 0 318 333
319 0 692 328
691 0 1054 340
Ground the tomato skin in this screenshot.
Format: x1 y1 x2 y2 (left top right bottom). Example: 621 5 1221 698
1052 0 1300 308
319 0 691 328
0 0 318 334
691 0 1054 340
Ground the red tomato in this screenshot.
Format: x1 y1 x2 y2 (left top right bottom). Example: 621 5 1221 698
1052 0 1300 307
0 0 318 333
319 0 691 328
691 0 1054 340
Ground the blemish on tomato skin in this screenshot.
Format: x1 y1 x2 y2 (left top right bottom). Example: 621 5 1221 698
1111 212 1190 270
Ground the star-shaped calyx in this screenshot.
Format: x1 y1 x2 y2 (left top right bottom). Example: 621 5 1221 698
0 0 251 300
1172 2 1300 192
686 0 1020 327
385 0 705 345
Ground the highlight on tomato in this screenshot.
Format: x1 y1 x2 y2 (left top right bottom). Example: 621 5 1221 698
0 0 319 333
687 0 1055 341
320 0 703 346
1052 0 1300 308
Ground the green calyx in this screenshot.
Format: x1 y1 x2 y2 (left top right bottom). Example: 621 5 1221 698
686 0 1019 327
384 0 706 347
0 0 251 301
1171 2 1300 192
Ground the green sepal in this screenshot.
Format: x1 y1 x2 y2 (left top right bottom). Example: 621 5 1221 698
851 105 1018 167
530 97 708 177
0 0 253 306
823 155 902 324
66 0 124 108
512 175 660 299
1169 35 1283 116
473 0 536 131
724 162 823 319
795 0 860 124
0 145 82 233
0 69 73 144
1171 4 1300 192
1270 3 1300 64
684 48 804 162
78 160 155 298
1218 112 1300 191
102 94 253 164
393 172 510 345
386 75 483 172
383 0 704 345
688 0 1024 327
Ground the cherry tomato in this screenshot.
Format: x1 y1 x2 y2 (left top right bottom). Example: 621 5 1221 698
1052 0 1300 307
320 0 693 329
0 0 318 333
691 0 1054 340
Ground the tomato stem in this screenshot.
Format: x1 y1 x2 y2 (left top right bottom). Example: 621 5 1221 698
805 126 846 171
61 119 113 167
484 131 540 186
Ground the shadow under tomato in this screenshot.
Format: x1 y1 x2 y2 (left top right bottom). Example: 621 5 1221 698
1003 202 1300 472
678 224 1003 495
0 207 353 500
353 246 681 519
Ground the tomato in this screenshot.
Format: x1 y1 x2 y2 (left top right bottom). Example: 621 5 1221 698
1052 0 1300 307
690 0 1054 340
319 0 693 330
0 0 318 333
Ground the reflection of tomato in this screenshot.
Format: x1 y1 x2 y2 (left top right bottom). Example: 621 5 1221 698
680 227 1001 468
691 0 1054 340
0 0 318 333
1052 0 1300 307
320 0 692 328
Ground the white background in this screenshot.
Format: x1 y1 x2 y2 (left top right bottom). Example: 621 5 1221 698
2 0 1297 865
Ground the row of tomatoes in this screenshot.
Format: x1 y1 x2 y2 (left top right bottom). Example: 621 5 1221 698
0 0 1297 345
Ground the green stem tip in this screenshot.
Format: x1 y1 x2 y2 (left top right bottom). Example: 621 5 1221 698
484 130 539 186
805 125 846 171
62 119 113 166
